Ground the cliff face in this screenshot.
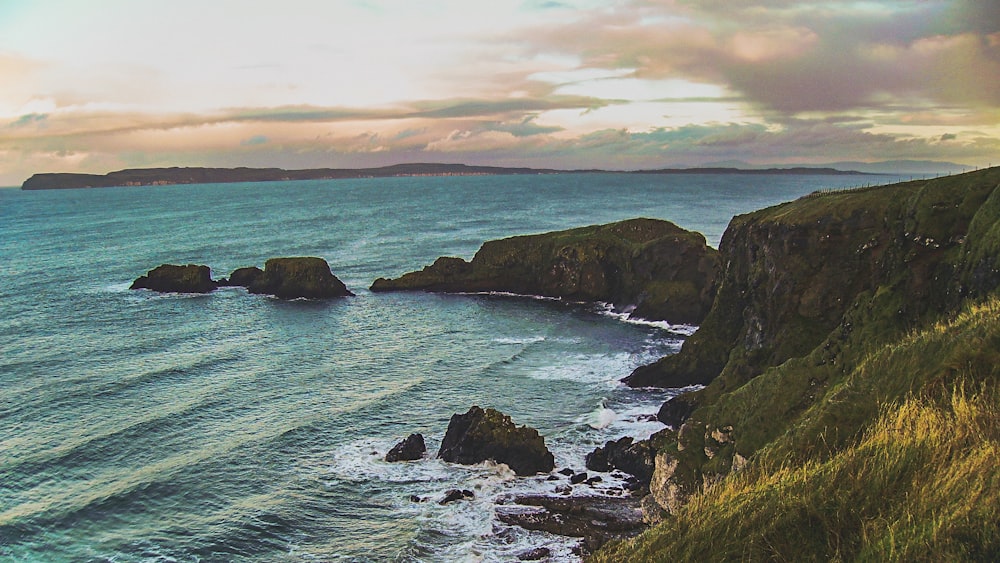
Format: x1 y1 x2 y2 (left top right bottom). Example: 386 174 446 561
617 168 1000 543
371 218 719 324
626 168 1000 391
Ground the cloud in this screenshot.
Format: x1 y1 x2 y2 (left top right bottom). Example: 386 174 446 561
506 0 1000 114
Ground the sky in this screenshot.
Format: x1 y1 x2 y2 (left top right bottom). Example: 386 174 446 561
1 0 998 185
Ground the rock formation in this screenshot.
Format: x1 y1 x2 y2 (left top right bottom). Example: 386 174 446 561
437 406 554 476
371 218 719 324
585 436 657 484
496 494 647 554
130 264 218 293
620 167 1000 526
385 433 426 462
219 266 263 287
243 257 353 299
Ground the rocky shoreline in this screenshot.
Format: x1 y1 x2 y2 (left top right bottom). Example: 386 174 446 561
126 168 1000 559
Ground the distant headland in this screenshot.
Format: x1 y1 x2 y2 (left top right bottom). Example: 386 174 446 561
19 163 870 190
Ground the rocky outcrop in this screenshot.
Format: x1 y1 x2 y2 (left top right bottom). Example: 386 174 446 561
219 266 263 287
130 264 218 293
437 406 554 476
585 437 656 484
371 218 719 324
245 257 354 299
385 433 426 462
496 494 647 554
625 168 1000 519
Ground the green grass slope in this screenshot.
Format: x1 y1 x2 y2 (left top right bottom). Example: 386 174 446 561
594 167 1000 561
594 297 1000 562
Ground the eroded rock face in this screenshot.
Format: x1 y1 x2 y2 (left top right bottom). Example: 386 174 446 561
371 218 719 325
130 264 218 293
247 257 354 299
437 406 554 476
385 433 426 462
649 451 698 516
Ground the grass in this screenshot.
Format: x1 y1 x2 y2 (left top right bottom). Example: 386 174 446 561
592 295 1000 562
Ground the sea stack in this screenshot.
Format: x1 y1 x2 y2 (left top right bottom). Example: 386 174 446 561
130 264 218 293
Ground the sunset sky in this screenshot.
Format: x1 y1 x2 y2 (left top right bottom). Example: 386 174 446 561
1 0 998 185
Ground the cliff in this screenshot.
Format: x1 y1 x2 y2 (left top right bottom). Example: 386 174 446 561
594 167 1000 560
370 217 719 324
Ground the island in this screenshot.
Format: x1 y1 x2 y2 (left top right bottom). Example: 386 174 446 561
20 163 869 190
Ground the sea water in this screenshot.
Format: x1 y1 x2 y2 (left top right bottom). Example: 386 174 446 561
0 172 898 561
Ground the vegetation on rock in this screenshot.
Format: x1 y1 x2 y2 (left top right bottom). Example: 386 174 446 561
246 257 354 299
129 264 218 293
594 167 1000 561
371 218 719 324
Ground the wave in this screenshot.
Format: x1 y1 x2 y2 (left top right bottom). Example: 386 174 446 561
593 302 699 335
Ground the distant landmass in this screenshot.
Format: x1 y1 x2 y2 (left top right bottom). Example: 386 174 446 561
20 163 873 190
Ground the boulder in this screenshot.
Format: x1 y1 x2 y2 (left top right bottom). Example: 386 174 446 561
437 406 554 476
219 266 263 287
130 264 218 293
585 437 656 484
247 257 354 299
385 433 426 462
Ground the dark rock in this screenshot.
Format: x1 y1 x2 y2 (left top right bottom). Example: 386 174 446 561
370 218 719 325
247 257 354 299
554 485 572 495
130 264 218 293
517 547 552 560
558 468 575 476
409 495 425 503
570 472 588 484
438 406 554 476
439 489 474 505
546 475 559 481
496 494 647 554
657 393 699 428
385 433 426 462
585 437 656 484
219 266 263 287
585 476 603 485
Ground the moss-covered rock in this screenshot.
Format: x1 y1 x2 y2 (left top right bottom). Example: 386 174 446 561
219 266 263 287
437 406 554 476
247 257 354 299
623 167 1000 522
130 264 218 293
371 218 719 324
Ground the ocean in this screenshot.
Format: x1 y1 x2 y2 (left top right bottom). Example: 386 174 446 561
0 172 898 561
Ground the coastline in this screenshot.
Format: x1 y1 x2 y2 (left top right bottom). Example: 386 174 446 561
20 163 872 190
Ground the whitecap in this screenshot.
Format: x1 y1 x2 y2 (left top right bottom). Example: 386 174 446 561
593 302 699 335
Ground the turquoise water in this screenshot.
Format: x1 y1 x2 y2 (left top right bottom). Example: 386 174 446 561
0 173 896 561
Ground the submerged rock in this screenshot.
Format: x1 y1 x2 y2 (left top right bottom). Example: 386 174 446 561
439 489 475 505
246 257 353 299
385 433 426 462
130 264 218 293
371 218 719 325
437 406 554 476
